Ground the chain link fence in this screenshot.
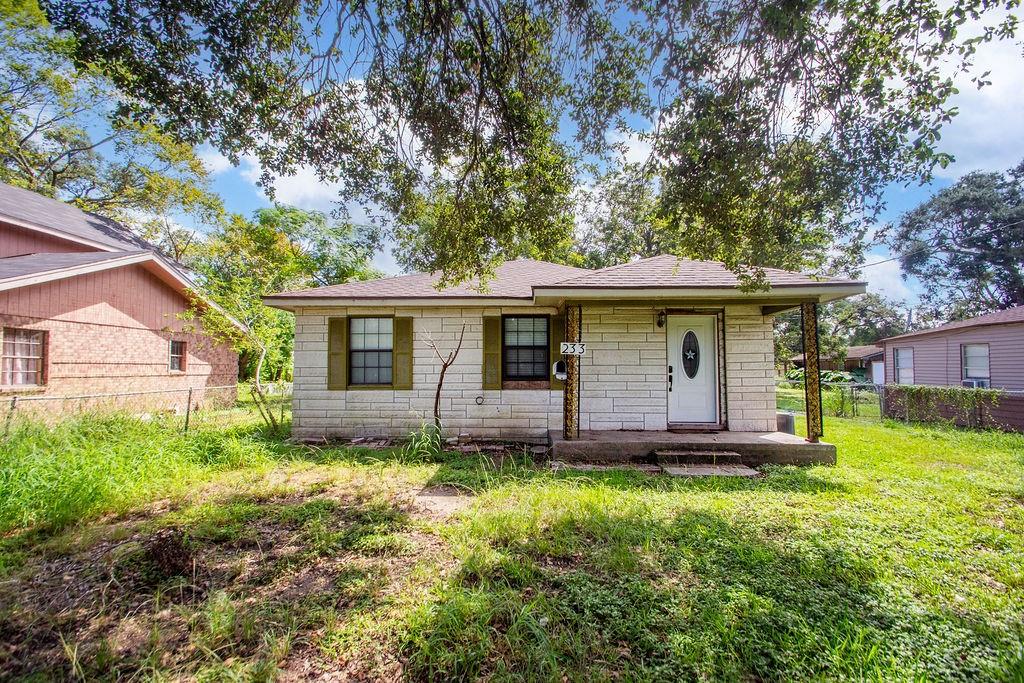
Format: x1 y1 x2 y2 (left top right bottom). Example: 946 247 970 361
1 382 292 438
777 378 1024 432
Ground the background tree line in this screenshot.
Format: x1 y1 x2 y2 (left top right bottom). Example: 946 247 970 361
3 0 1021 377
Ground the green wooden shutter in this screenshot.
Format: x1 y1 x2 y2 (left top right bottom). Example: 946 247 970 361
327 317 348 390
393 317 413 389
482 316 502 390
549 314 565 389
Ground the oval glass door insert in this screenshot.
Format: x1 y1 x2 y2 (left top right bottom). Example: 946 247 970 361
682 330 700 378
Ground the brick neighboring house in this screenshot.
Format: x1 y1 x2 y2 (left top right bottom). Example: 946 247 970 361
265 254 865 463
0 183 240 410
878 306 1024 391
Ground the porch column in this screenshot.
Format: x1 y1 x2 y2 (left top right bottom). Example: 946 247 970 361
801 301 824 443
563 304 581 440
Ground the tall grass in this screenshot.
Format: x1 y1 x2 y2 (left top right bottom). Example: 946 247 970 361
0 413 288 533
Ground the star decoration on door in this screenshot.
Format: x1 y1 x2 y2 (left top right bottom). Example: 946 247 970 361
685 350 696 360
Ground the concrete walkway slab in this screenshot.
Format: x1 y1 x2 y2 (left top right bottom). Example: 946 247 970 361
662 464 760 478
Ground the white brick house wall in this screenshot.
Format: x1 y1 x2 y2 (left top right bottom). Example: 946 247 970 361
291 306 562 441
290 303 776 440
576 304 776 432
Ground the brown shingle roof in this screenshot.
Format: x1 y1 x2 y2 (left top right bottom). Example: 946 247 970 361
880 306 1024 342
0 250 148 281
268 259 591 300
546 254 860 289
0 182 152 252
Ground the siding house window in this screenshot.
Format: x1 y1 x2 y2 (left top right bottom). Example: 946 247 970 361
503 316 548 380
1 328 46 387
350 317 393 385
962 344 990 381
169 340 187 372
894 347 914 385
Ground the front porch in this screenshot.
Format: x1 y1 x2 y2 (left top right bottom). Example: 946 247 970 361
548 429 836 466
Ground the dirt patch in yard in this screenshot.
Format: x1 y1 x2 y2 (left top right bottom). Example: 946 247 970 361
0 480 455 681
413 484 475 518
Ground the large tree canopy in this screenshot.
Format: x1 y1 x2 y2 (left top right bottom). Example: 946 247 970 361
885 160 1024 320
41 0 1020 283
0 0 222 228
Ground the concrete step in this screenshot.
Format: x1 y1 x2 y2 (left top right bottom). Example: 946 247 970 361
662 464 760 478
655 449 743 465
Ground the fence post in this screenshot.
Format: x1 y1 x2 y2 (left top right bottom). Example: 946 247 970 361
184 387 193 433
3 395 17 438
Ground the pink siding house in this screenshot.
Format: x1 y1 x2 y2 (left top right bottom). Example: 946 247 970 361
0 183 240 410
878 307 1024 391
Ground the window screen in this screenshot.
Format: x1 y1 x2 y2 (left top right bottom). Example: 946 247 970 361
895 347 914 385
1 328 46 387
169 340 186 371
503 316 548 381
962 344 990 380
350 317 393 385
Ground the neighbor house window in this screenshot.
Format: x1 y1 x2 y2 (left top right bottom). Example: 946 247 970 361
962 344 990 381
169 340 187 372
1 328 46 387
894 347 914 385
503 316 548 381
350 317 393 385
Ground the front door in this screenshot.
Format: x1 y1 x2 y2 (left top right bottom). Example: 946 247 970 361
667 315 718 424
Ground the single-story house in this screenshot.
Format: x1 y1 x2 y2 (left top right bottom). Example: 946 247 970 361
0 182 240 410
788 344 884 375
266 254 865 464
878 306 1024 390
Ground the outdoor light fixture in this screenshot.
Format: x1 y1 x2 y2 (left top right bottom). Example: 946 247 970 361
656 311 666 328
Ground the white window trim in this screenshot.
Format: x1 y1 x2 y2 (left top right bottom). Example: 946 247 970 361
961 343 990 380
169 339 187 373
1 327 47 389
894 347 914 385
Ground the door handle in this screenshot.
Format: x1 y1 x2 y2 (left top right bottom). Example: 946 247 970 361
668 365 673 392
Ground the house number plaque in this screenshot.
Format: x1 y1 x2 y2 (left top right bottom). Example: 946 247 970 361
560 342 587 356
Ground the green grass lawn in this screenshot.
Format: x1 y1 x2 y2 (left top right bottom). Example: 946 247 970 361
1 413 1022 681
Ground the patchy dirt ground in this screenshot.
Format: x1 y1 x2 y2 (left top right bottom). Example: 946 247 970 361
0 470 473 681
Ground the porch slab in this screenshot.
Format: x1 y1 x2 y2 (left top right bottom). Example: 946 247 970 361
548 430 836 466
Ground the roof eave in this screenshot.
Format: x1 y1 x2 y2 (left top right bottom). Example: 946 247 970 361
0 250 249 336
263 296 536 311
531 283 866 304
0 252 152 291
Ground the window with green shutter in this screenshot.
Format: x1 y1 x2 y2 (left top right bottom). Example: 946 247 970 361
327 316 413 389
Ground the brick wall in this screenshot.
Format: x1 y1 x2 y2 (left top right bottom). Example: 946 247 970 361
576 304 776 432
292 306 562 441
578 305 668 431
0 264 238 410
291 303 777 440
723 305 777 432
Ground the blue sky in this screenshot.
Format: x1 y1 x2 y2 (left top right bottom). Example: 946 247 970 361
195 26 1024 309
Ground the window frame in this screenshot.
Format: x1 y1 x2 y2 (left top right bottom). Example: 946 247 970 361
347 315 395 387
1 327 48 389
501 314 550 382
961 343 990 381
169 339 187 373
894 347 914 385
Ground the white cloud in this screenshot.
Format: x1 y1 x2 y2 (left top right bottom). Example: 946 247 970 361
861 256 918 303
197 146 233 175
238 156 344 211
607 128 653 166
933 21 1024 177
